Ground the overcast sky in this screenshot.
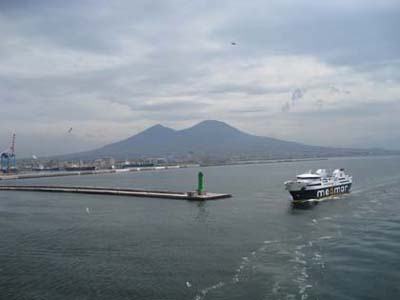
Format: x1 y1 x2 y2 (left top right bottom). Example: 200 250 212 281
1 0 399 157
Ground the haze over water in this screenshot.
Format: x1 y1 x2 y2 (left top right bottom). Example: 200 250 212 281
1 156 400 299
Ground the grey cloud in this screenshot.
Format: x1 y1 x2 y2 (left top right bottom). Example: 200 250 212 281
208 84 289 96
216 1 400 67
329 86 350 95
329 86 341 94
228 107 268 114
295 99 400 118
134 101 209 112
354 60 400 83
315 99 324 110
0 0 399 154
291 88 304 103
3 1 400 68
281 102 291 113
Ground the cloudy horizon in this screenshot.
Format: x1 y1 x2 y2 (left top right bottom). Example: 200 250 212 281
1 0 399 157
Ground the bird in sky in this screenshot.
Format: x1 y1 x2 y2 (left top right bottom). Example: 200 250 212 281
68 127 73 134
231 42 236 45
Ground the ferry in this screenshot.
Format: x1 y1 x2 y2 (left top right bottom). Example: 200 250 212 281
284 168 352 202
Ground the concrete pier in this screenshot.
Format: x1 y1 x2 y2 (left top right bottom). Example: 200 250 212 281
0 185 231 201
0 165 200 181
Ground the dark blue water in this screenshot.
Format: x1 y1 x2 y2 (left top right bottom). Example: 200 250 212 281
1 156 400 299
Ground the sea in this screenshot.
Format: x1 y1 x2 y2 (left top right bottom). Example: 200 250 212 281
1 156 399 300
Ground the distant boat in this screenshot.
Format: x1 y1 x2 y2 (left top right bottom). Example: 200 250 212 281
122 162 154 169
284 168 352 202
32 167 60 172
65 165 96 171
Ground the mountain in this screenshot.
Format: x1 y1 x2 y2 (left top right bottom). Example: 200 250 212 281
61 120 393 160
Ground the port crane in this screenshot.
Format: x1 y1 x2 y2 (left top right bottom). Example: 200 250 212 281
1 133 16 173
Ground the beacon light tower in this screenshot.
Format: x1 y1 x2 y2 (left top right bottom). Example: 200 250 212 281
0 133 16 174
197 171 205 195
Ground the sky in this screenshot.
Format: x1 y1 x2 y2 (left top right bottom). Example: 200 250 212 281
0 0 399 157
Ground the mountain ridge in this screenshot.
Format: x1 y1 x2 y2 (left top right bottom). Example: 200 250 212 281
58 120 395 160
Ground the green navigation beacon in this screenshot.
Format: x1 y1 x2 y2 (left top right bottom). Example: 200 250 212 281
197 171 205 195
